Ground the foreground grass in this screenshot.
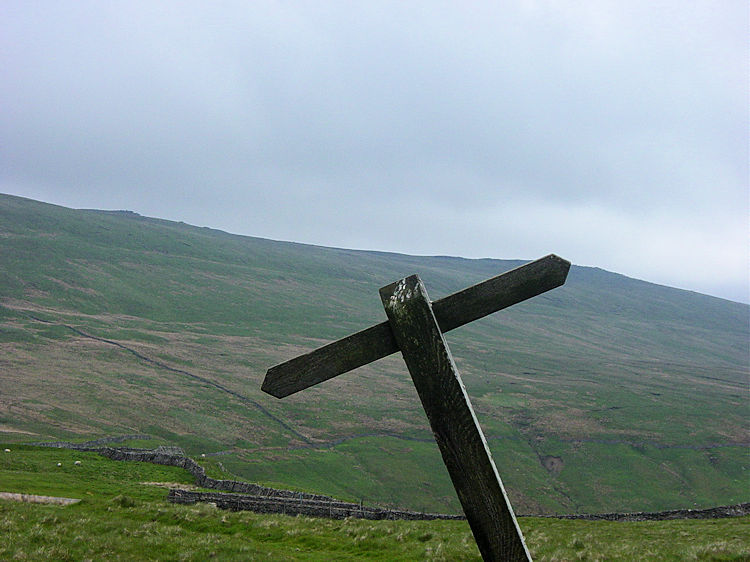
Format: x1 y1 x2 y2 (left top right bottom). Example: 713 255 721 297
1 445 748 560
3 500 749 561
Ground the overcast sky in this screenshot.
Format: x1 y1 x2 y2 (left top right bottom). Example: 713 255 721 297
2 1 748 303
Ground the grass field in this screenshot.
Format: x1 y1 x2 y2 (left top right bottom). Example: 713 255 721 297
1 445 748 561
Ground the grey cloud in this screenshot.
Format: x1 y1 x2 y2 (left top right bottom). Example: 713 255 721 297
1 1 747 302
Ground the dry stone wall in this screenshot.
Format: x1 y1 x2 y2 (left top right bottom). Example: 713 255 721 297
97 447 335 501
34 435 152 449
31 441 749 522
168 489 463 521
548 503 750 522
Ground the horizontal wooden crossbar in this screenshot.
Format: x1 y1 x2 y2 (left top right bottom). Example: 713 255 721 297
261 254 570 398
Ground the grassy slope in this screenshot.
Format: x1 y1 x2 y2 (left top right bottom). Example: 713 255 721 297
0 193 748 515
1 445 748 561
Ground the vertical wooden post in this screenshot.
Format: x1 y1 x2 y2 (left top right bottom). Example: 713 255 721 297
380 275 531 562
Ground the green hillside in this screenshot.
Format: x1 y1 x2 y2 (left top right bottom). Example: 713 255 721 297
0 193 747 515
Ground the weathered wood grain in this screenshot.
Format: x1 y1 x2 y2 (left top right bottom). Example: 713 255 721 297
380 275 532 562
262 254 569 398
261 321 396 398
432 253 570 333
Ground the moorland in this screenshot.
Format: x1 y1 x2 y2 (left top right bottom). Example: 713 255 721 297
0 193 747 517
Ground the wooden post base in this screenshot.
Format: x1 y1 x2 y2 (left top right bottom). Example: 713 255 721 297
380 275 531 562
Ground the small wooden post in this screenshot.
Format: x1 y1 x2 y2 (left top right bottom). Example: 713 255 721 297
262 255 570 399
263 255 571 560
380 275 531 561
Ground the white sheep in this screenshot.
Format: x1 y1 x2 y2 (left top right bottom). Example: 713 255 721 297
74 460 82 466
57 462 62 467
3 448 9 453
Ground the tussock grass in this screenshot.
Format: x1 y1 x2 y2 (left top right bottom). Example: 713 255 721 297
1 446 748 560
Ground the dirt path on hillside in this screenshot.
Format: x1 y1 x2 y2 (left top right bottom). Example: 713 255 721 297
23 313 312 445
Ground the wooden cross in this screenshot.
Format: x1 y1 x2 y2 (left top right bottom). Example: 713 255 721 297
262 254 570 561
